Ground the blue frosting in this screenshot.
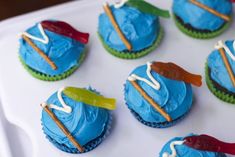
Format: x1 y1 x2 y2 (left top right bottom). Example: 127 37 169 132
41 90 109 148
98 5 159 52
173 0 232 31
124 64 193 123
208 40 235 93
159 135 226 157
19 22 85 75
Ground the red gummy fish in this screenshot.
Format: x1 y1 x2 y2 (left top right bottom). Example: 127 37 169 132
184 134 235 155
41 20 89 44
151 62 202 87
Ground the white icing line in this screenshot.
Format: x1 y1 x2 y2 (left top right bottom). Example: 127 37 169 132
22 23 49 44
114 0 128 8
41 102 48 108
215 40 235 61
103 2 108 7
162 140 184 157
146 62 161 89
128 62 160 90
47 87 72 113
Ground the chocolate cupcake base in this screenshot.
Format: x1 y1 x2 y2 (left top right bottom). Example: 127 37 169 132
205 63 235 104
173 14 232 39
127 106 190 128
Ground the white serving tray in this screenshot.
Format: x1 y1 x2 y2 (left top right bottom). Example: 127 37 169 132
0 0 235 157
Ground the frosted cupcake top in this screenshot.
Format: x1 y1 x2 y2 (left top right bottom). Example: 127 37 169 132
208 40 235 93
41 87 116 150
19 20 89 75
125 62 202 123
160 135 227 157
98 5 159 52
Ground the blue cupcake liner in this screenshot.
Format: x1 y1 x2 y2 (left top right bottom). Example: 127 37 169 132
127 106 190 128
42 112 112 154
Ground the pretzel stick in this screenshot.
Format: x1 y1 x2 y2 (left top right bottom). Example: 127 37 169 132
129 80 172 122
22 35 57 70
189 0 230 22
219 48 235 87
41 104 84 152
103 2 132 51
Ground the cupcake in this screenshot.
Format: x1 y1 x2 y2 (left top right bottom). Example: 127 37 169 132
206 40 235 104
124 62 202 128
172 0 233 39
98 0 170 59
40 87 116 153
159 134 235 157
19 20 89 81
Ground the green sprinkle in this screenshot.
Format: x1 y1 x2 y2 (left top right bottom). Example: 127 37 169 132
126 0 170 18
63 87 116 110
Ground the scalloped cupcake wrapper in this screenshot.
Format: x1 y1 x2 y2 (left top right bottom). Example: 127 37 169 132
19 49 86 81
42 113 112 154
127 106 190 128
173 14 232 39
98 26 164 59
205 63 235 104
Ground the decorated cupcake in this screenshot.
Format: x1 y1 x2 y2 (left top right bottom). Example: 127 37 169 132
40 87 116 153
206 40 235 104
172 0 233 39
19 20 89 81
98 0 170 59
159 134 235 157
124 62 202 128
